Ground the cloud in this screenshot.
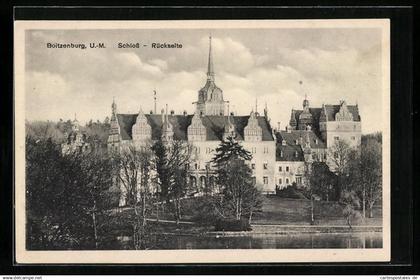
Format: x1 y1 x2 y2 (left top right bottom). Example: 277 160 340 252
24 29 383 133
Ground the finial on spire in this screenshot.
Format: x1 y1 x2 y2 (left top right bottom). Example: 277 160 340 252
207 35 215 81
112 97 117 115
153 89 157 114
255 98 258 113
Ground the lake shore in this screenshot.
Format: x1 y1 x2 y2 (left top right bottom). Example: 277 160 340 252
206 224 383 237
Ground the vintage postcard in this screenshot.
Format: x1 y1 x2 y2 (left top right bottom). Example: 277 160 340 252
14 19 390 263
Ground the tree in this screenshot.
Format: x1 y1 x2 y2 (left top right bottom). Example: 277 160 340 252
327 139 358 199
339 190 361 229
115 144 154 249
152 139 192 224
350 137 382 219
361 138 382 218
26 136 114 249
309 162 337 202
166 140 192 224
152 139 171 205
210 136 261 221
78 149 115 249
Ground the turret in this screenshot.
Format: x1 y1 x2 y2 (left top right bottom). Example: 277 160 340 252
108 98 121 149
161 104 174 142
223 105 236 140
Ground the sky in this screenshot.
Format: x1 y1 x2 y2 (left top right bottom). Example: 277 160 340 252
25 27 383 133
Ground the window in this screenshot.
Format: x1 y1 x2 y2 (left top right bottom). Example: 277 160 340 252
285 178 289 184
279 178 282 184
295 151 298 157
296 176 302 184
279 166 282 172
351 136 356 140
263 163 268 170
280 150 283 157
263 146 268 153
251 163 255 170
334 136 339 141
263 177 268 184
286 166 289 172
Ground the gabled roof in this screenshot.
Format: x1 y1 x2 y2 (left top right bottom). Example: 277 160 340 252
292 105 360 124
275 130 326 161
116 114 275 141
322 104 361 122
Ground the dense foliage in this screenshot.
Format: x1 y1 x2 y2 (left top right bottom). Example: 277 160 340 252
26 136 116 249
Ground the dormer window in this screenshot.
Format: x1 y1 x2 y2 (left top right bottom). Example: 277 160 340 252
282 140 286 146
295 139 299 145
295 151 298 158
314 139 318 144
280 150 283 157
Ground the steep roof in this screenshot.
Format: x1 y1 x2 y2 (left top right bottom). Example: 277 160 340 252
292 105 360 124
323 104 361 122
275 130 326 161
117 114 274 141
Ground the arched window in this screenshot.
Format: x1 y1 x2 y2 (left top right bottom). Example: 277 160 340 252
200 176 207 190
190 176 197 189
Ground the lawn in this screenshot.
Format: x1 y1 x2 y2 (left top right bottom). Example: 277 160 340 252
252 195 382 226
112 195 382 227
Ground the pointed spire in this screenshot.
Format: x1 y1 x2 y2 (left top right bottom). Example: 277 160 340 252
112 97 117 115
207 36 215 81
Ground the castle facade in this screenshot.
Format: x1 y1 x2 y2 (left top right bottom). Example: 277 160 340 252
107 37 361 204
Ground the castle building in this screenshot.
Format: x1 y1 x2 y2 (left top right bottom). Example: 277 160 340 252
107 36 362 204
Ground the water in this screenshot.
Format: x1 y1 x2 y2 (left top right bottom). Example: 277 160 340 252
113 232 382 250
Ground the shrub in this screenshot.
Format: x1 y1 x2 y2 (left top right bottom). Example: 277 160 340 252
275 184 308 199
214 218 252 232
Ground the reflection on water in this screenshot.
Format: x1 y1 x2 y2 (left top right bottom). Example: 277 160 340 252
113 232 382 250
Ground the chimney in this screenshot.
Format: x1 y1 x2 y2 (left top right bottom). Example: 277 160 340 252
150 110 153 115
170 110 174 116
161 108 165 123
277 122 281 131
183 110 187 116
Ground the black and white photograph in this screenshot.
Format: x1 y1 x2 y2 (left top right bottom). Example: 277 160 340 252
14 20 390 263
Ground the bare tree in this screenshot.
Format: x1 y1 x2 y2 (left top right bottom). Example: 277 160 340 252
166 140 192 224
354 137 382 218
116 143 154 249
327 139 358 199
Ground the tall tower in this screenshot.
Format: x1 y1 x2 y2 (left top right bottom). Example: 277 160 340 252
195 36 226 116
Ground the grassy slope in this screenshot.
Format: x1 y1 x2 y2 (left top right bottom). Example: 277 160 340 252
112 195 382 227
252 195 382 226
